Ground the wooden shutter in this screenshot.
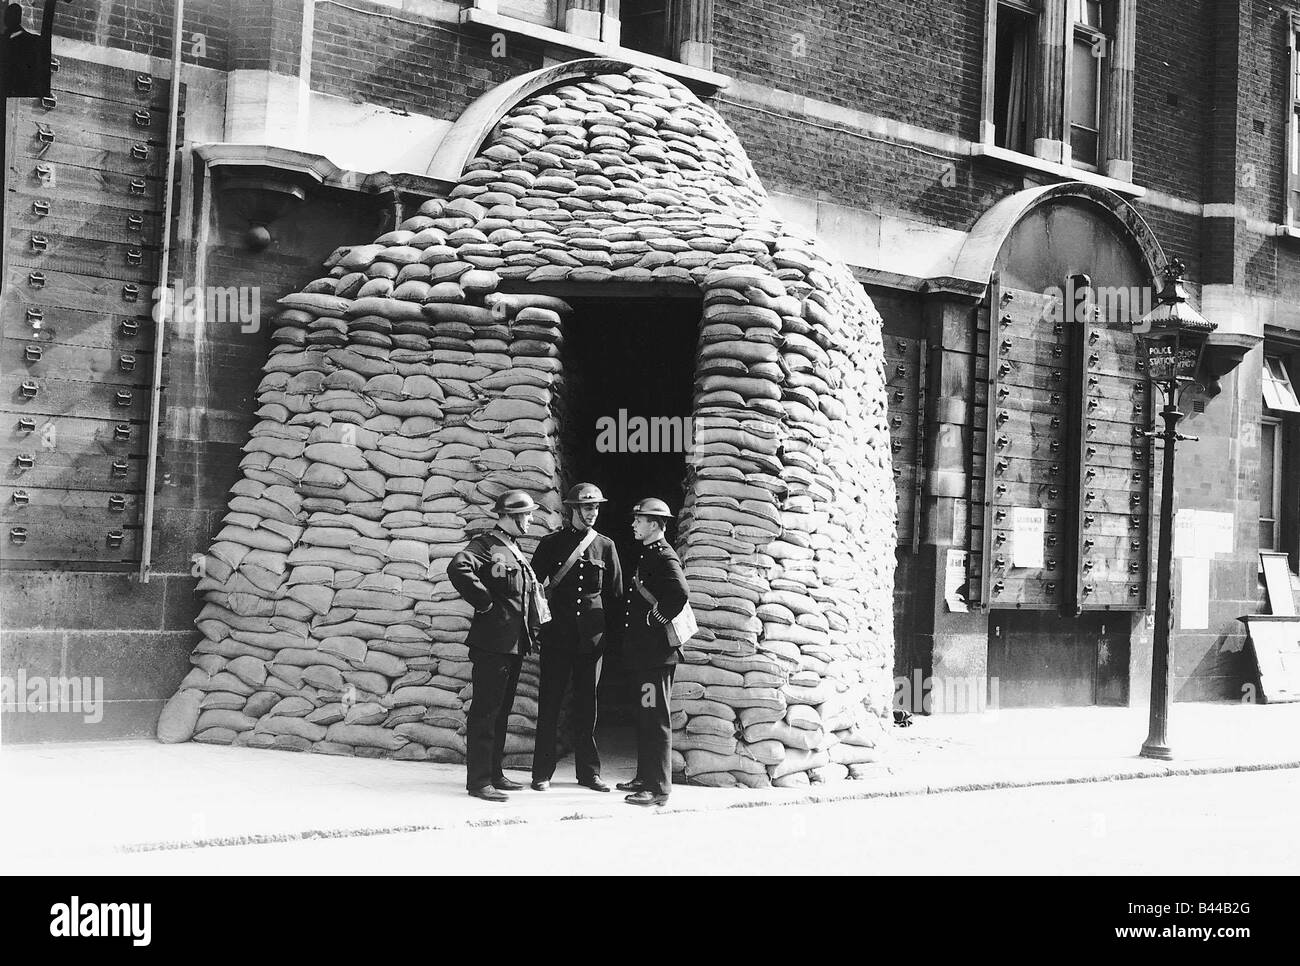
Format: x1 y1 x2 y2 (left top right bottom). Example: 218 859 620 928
1069 277 1151 610
1 57 183 569
972 276 1072 609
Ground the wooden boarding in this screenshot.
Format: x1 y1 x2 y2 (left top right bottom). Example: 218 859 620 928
49 58 180 111
2 487 140 511
13 92 172 146
0 515 141 565
2 373 151 421
1079 439 1148 469
1082 417 1146 447
2 413 146 451
1079 511 1146 539
8 159 164 210
3 338 151 385
8 227 162 282
8 197 163 247
0 448 145 491
984 479 1069 510
14 131 162 179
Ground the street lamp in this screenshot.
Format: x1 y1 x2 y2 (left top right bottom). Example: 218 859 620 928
1132 258 1217 760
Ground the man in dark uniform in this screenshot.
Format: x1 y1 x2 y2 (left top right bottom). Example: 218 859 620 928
618 497 690 807
529 482 623 792
447 489 545 802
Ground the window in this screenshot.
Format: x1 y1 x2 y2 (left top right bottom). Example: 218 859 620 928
1261 352 1300 567
1261 417 1282 551
620 1 679 61
992 2 1036 154
981 1 1134 178
1264 355 1300 413
497 0 560 29
1286 17 1300 227
1067 0 1108 168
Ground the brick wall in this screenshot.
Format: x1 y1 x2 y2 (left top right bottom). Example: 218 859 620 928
713 0 984 140
53 0 230 70
309 0 543 120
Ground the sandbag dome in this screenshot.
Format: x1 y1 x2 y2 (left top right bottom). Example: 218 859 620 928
159 61 897 789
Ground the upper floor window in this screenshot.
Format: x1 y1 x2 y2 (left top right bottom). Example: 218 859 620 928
1068 0 1109 168
992 1 1036 154
620 1 679 61
982 1 1135 181
463 0 718 77
1286 17 1300 227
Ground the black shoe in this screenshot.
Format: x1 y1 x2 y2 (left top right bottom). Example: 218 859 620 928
624 791 669 807
579 776 611 792
615 778 645 792
469 786 508 803
493 775 524 792
531 780 550 791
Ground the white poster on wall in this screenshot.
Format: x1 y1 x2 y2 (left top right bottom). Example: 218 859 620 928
1179 557 1211 629
1011 507 1045 569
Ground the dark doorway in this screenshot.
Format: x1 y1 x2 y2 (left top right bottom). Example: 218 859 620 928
556 294 700 737
988 610 1131 707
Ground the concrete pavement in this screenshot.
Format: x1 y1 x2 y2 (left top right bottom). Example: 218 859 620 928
3 702 1299 871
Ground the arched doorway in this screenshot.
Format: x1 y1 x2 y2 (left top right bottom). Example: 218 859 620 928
959 183 1165 707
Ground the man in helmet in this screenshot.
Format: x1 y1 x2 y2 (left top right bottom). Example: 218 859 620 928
448 490 545 802
528 482 623 792
618 497 690 807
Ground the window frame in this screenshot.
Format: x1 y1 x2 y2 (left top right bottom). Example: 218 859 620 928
1064 3 1109 171
1261 415 1283 554
1285 14 1300 228
980 0 1135 181
1261 346 1300 571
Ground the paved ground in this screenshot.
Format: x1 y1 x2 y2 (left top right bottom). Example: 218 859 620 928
3 702 1299 873
47 769 1299 876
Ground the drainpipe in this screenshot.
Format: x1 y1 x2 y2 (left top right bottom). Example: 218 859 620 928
138 0 185 583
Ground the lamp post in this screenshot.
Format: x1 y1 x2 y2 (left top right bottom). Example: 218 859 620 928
1133 259 1216 760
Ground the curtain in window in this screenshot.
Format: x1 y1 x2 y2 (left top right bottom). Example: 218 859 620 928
1005 25 1030 153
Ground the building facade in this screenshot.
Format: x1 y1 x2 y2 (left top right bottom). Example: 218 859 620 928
1 0 1296 749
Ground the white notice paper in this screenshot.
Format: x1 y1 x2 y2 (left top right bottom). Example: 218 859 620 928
1179 557 1210 630
1201 511 1234 556
1011 507 1045 569
944 549 968 612
1174 509 1231 559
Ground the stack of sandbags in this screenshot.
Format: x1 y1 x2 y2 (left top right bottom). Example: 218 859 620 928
160 224 573 763
161 61 896 782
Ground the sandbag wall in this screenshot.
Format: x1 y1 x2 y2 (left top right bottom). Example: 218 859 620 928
159 63 896 786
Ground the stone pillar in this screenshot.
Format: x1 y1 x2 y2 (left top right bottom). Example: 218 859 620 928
1103 0 1136 183
563 0 602 40
1033 0 1066 163
676 0 713 70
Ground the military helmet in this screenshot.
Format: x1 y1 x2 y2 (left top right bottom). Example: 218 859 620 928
563 482 607 505
631 497 674 520
493 489 538 515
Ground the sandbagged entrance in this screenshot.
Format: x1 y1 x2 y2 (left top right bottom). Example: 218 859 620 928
159 60 897 788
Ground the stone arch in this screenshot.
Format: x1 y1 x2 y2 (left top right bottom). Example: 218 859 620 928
952 182 1166 293
160 60 896 789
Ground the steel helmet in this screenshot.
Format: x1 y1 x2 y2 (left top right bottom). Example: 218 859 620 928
631 497 674 520
492 490 539 515
563 482 608 505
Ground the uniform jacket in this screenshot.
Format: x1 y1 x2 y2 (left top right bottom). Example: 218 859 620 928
531 525 623 652
621 537 690 670
447 529 543 655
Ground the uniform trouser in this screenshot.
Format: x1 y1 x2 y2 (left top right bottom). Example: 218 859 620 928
634 665 676 796
533 645 603 783
466 648 524 791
